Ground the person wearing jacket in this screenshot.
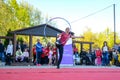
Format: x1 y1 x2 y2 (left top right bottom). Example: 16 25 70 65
36 39 43 66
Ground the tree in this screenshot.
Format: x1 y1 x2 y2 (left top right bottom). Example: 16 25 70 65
4 29 13 47
0 0 43 36
81 27 120 50
0 0 45 45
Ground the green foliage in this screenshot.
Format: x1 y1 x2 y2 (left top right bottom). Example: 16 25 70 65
0 0 44 44
1 0 119 50
4 29 13 47
0 0 43 35
77 27 120 50
17 37 24 44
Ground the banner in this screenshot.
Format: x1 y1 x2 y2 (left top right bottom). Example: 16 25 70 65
60 38 73 66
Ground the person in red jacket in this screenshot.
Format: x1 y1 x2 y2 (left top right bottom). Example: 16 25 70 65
44 44 50 64
41 47 46 58
32 45 36 64
95 47 102 66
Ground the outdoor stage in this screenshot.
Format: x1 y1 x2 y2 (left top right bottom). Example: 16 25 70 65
0 66 120 80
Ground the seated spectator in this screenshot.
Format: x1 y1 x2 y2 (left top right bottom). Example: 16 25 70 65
41 47 46 65
80 49 87 65
73 45 80 65
22 48 29 62
16 48 23 62
117 52 120 66
108 49 113 65
112 48 118 65
74 52 80 65
86 50 93 65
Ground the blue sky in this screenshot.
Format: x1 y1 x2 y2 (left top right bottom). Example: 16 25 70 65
18 0 120 35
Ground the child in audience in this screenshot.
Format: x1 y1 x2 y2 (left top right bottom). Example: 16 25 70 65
95 47 102 66
48 46 53 65
22 48 29 62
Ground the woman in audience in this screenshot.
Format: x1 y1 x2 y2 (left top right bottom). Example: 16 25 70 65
6 40 13 65
102 41 109 66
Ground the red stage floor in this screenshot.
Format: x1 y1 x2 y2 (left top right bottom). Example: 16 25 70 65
0 67 120 80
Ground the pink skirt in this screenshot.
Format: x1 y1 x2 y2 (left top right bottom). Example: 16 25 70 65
96 57 101 65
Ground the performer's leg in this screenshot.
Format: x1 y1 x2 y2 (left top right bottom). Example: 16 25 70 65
57 45 63 69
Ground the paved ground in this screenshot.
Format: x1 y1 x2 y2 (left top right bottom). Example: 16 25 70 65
0 65 120 80
0 65 119 68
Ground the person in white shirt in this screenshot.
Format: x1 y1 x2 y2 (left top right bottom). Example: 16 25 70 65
22 48 29 62
102 41 109 66
6 40 13 65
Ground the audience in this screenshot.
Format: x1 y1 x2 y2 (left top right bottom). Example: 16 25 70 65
0 39 120 67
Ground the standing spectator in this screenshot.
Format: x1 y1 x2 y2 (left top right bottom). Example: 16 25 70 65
36 39 43 66
16 41 22 51
22 48 29 62
41 46 46 65
0 39 5 63
95 48 102 66
32 45 36 64
21 41 28 52
44 43 50 64
6 40 13 65
102 41 109 66
15 48 23 62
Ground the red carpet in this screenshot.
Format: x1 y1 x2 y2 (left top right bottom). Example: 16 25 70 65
0 68 120 80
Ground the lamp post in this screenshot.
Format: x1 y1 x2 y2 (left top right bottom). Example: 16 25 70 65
113 4 116 45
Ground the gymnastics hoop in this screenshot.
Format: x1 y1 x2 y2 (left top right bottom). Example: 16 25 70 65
44 17 72 43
